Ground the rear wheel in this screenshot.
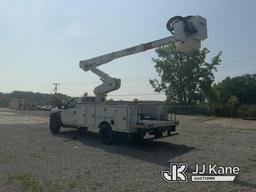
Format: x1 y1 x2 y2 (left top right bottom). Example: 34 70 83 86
50 113 61 134
99 123 116 144
129 129 146 144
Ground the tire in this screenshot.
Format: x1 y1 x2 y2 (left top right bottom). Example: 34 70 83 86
99 123 116 144
50 113 61 134
129 130 146 144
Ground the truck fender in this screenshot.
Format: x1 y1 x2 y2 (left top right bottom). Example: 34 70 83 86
98 121 111 129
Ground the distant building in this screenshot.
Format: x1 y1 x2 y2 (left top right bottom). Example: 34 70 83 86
9 98 36 110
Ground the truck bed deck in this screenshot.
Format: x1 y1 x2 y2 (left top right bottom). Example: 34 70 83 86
132 120 178 129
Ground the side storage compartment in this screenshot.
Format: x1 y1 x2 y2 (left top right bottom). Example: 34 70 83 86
86 106 95 129
113 107 128 132
95 106 128 132
76 105 86 127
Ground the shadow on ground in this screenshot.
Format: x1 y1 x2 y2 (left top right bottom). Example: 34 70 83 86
55 129 194 167
234 179 256 190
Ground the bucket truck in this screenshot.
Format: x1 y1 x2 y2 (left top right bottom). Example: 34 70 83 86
50 15 207 144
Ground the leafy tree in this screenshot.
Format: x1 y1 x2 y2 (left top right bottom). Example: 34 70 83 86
228 95 239 118
150 44 222 105
9 91 49 105
212 74 256 105
0 91 71 107
48 93 69 107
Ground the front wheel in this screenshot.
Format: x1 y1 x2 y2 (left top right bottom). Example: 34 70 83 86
99 123 116 144
50 113 61 134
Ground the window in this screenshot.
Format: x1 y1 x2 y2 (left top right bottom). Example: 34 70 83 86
65 98 77 108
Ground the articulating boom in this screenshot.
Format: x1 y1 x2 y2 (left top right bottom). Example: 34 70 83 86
79 15 207 102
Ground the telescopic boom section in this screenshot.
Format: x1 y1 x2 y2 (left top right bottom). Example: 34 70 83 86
79 15 207 102
79 36 175 71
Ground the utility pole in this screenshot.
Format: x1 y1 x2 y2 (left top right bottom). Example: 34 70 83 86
52 83 61 94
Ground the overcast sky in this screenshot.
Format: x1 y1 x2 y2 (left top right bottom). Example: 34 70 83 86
0 0 256 100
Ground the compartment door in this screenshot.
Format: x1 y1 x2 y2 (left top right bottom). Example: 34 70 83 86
114 107 128 131
76 105 86 127
86 106 95 129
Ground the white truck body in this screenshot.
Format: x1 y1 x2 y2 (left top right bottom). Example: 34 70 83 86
58 97 177 136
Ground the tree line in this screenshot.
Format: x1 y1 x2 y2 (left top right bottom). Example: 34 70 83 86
0 91 71 108
150 44 256 117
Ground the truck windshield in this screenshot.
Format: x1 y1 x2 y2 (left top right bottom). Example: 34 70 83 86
65 98 77 109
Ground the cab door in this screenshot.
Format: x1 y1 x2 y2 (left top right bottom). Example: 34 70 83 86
60 98 77 127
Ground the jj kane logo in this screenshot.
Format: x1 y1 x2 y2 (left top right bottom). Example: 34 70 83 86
162 163 239 182
162 163 188 182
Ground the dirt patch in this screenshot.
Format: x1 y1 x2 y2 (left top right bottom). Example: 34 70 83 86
0 108 49 125
204 117 256 130
0 109 255 191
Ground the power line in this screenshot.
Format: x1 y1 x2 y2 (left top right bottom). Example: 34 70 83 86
221 56 256 66
217 63 255 71
221 61 256 68
215 71 256 79
52 56 256 96
48 56 256 87
213 56 256 78
109 93 164 97
64 92 164 97
52 83 61 94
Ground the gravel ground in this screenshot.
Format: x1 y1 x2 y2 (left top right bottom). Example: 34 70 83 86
0 107 255 192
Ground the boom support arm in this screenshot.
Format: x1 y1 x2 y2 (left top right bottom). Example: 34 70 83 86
79 15 207 102
79 37 176 102
90 68 121 102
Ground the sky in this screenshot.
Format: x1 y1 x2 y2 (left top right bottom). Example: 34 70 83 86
0 0 256 100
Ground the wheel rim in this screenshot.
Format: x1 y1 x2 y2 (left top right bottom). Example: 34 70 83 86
99 124 113 143
101 127 111 141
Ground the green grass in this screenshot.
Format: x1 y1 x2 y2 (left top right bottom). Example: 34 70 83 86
241 163 256 173
8 172 62 192
7 171 79 192
0 153 13 164
0 156 11 164
203 116 221 121
8 171 42 192
114 183 132 192
241 151 256 173
45 180 61 192
240 128 256 132
68 180 76 190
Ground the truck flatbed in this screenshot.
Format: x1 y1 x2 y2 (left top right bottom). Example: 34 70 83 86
133 120 178 129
